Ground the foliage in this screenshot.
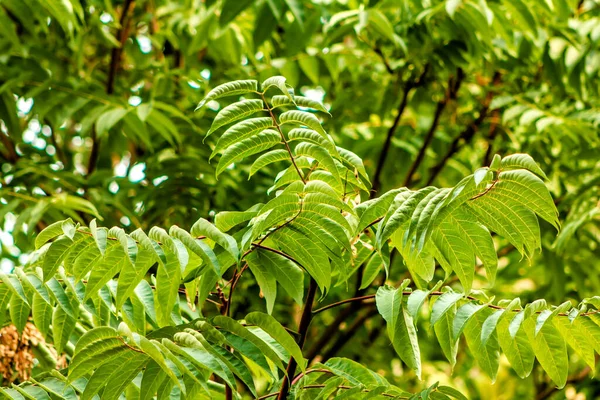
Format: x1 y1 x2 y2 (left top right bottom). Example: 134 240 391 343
1 0 600 399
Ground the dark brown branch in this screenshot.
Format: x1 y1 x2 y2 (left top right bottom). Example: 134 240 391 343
372 65 429 194
426 72 501 185
87 0 135 176
403 69 464 187
319 307 378 361
277 278 318 400
312 295 376 315
0 131 18 163
483 108 501 165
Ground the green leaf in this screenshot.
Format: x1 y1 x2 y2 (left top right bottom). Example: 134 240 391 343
287 128 335 152
216 129 281 176
215 206 261 232
90 219 108 256
279 110 330 143
32 293 52 337
191 218 239 262
35 219 73 249
431 292 463 326
52 306 76 354
248 248 304 305
219 0 255 25
468 191 541 257
295 142 340 185
169 225 220 276
378 188 436 246
245 312 306 372
70 328 127 381
211 117 273 158
42 236 75 282
245 250 277 314
262 76 293 100
524 317 568 388
9 293 30 333
250 149 290 177
155 250 182 327
446 0 462 17
463 308 500 382
500 153 548 179
434 304 458 368
496 315 535 378
553 316 596 371
446 208 498 285
283 0 304 29
481 298 520 345
207 99 265 137
431 219 476 293
336 147 371 186
95 107 128 137
108 227 138 266
272 228 330 292
495 170 559 229
453 303 485 340
196 80 258 110
272 95 330 114
376 284 421 377
212 315 286 371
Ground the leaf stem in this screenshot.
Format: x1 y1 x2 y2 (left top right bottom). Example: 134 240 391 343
261 93 306 184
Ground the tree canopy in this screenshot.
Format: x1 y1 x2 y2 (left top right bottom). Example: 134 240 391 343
1 0 600 399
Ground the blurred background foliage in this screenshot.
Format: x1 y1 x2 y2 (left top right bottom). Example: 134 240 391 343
0 0 599 398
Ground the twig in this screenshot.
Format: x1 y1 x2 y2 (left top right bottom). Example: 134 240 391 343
312 295 376 315
320 306 378 361
0 131 18 163
483 109 501 165
87 0 135 176
426 72 501 185
372 65 429 194
403 68 464 187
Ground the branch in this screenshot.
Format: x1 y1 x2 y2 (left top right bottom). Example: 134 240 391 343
403 68 464 187
483 108 501 165
426 72 501 185
319 306 378 361
0 131 18 163
372 65 429 194
312 295 376 315
87 0 135 176
276 278 318 400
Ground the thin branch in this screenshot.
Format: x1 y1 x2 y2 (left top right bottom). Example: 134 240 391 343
426 72 501 185
483 109 501 165
277 278 318 400
320 306 378 361
290 369 332 386
0 131 18 163
225 263 248 316
403 68 464 187
306 290 600 319
372 65 429 194
87 0 135 176
261 93 306 184
312 295 376 315
292 384 407 398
